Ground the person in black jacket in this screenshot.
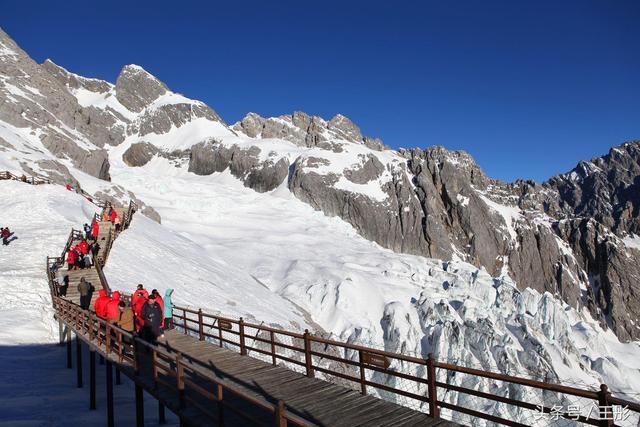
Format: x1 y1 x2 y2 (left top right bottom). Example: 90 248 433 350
141 294 163 343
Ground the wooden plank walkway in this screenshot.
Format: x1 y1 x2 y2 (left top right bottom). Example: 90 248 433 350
150 330 455 427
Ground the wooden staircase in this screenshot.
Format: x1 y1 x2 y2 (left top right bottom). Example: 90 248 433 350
49 202 136 309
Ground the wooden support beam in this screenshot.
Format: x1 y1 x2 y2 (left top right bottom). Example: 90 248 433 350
106 361 114 427
89 349 96 410
135 384 144 427
158 402 166 425
66 330 72 369
76 337 83 388
58 320 64 345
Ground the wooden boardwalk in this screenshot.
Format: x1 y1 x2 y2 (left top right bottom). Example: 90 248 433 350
152 330 454 426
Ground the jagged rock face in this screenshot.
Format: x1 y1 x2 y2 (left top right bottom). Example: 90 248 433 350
188 140 288 192
122 142 159 167
546 143 640 235
115 65 167 113
233 111 388 151
0 29 112 180
135 103 221 136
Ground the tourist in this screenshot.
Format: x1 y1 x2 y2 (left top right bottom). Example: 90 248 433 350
164 289 174 330
1 227 14 246
59 274 69 297
83 223 91 239
105 291 122 323
94 289 110 319
90 221 99 242
132 284 149 306
67 247 76 270
77 277 94 310
141 294 163 343
116 302 135 333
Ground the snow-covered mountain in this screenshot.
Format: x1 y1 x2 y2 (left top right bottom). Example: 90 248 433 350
1 27 639 424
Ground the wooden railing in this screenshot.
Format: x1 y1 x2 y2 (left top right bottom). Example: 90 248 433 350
172 306 640 427
52 296 314 426
0 170 52 184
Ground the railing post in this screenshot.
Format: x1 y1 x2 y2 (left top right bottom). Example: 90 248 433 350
358 349 366 395
76 337 83 388
66 328 72 369
303 330 314 378
117 332 123 363
275 400 287 427
106 360 114 427
158 401 166 425
217 384 224 425
183 309 188 335
427 353 440 419
239 318 247 355
106 322 112 355
597 384 614 427
89 312 94 341
198 309 204 341
152 349 158 389
133 339 139 374
270 330 276 366
218 318 223 347
176 352 185 409
89 349 96 410
135 383 144 427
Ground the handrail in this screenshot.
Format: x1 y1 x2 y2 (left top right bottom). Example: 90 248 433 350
0 170 52 184
170 304 640 426
52 295 313 426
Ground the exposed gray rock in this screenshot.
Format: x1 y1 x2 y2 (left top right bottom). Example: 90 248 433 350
136 102 222 136
328 114 362 141
188 140 231 175
115 64 167 113
344 154 384 184
188 140 287 192
0 28 113 178
232 112 264 137
122 142 159 167
142 205 162 224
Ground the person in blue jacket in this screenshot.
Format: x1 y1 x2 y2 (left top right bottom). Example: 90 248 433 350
164 288 174 330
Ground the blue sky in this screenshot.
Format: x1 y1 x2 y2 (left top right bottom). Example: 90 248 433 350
2 0 638 182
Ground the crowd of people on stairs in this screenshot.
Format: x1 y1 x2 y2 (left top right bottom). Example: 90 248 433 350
66 238 97 270
94 284 174 344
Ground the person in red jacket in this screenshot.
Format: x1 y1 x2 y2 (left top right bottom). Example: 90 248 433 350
90 221 99 242
105 291 121 322
133 296 147 332
131 284 149 307
79 240 89 255
109 208 117 224
94 289 110 319
67 249 76 270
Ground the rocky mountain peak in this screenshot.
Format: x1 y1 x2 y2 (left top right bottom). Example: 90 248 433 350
115 64 168 112
327 114 363 142
42 59 112 94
